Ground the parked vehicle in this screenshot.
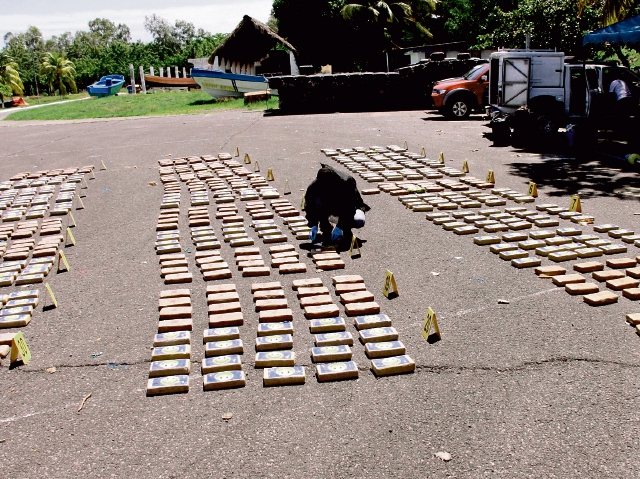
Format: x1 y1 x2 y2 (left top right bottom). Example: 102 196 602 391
486 49 640 144
431 63 490 119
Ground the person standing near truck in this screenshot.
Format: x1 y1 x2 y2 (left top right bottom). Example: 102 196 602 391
609 78 634 116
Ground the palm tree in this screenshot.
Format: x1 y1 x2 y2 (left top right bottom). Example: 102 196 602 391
341 0 434 45
578 0 635 25
40 52 77 98
0 52 24 108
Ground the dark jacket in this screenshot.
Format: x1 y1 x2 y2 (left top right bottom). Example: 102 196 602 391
304 164 369 229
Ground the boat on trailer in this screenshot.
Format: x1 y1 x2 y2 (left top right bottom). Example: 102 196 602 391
87 75 125 97
189 69 270 99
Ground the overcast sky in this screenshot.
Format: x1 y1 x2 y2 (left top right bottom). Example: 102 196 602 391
1 0 273 46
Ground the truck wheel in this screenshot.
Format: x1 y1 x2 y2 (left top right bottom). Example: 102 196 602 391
534 114 558 135
445 97 471 119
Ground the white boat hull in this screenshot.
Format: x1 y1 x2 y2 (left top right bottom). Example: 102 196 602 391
191 70 271 99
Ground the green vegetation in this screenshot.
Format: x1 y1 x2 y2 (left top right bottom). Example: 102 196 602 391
0 52 24 105
3 91 274 121
22 92 89 105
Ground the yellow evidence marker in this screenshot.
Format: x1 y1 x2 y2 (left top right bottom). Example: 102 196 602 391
45 283 59 309
283 179 291 195
10 331 31 365
348 235 361 258
438 152 445 163
266 168 275 181
254 160 260 172
58 251 71 272
462 160 469 173
234 147 239 157
421 307 441 340
244 153 251 164
527 181 538 197
66 227 76 246
382 270 399 298
569 195 582 213
403 140 408 149
420 146 426 157
100 160 107 170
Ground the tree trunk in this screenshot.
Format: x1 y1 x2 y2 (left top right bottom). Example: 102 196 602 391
612 45 630 68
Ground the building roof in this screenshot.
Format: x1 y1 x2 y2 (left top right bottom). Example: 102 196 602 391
209 15 297 65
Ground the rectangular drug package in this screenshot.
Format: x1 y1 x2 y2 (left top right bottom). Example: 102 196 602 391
263 365 306 386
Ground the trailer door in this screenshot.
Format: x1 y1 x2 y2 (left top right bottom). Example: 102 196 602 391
502 58 530 107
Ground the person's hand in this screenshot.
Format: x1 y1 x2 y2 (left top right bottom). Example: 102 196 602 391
309 226 318 242
331 226 343 243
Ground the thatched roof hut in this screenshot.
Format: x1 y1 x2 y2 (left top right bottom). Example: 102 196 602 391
208 15 297 66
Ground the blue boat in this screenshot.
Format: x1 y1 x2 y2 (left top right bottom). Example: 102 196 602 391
87 75 125 98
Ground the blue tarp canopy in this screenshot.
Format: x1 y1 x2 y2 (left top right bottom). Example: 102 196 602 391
583 15 640 46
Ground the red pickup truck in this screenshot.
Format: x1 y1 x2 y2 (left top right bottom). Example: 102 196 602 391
431 63 490 119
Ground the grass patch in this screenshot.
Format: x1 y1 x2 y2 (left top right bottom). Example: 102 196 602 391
4 90 275 121
21 92 89 106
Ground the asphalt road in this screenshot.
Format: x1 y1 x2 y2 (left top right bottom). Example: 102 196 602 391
0 109 639 478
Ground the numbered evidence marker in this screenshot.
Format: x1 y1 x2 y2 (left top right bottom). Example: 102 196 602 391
486 170 495 184
203 370 246 390
438 152 445 163
527 181 538 197
263 365 306 386
462 160 470 173
10 331 31 365
244 153 251 164
420 146 426 157
234 147 240 157
316 360 359 382
45 283 58 309
348 235 361 258
266 168 275 181
382 270 399 299
57 251 70 273
283 179 291 195
569 195 582 213
421 307 441 340
66 227 76 246
254 160 260 172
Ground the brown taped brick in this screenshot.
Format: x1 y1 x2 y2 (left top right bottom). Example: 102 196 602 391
606 277 640 291
159 306 193 320
606 258 637 269
279 263 307 274
207 292 240 304
573 261 604 273
158 297 191 309
161 266 189 277
208 302 242 315
299 294 334 308
164 273 193 284
292 278 323 290
304 304 340 319
627 267 640 279
251 281 282 292
160 289 190 299
203 269 233 281
209 311 244 327
259 308 293 323
316 259 346 270
235 255 262 264
201 262 230 271
206 283 236 294
332 275 364 285
583 291 618 306
255 298 289 312
253 289 285 301
269 244 296 254
297 286 330 298
565 283 599 295
534 265 566 277
592 270 626 282
237 260 266 270
340 291 375 304
335 283 367 294
158 317 193 333
242 266 271 277
344 302 381 316
234 247 260 256
622 288 640 300
551 274 585 286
